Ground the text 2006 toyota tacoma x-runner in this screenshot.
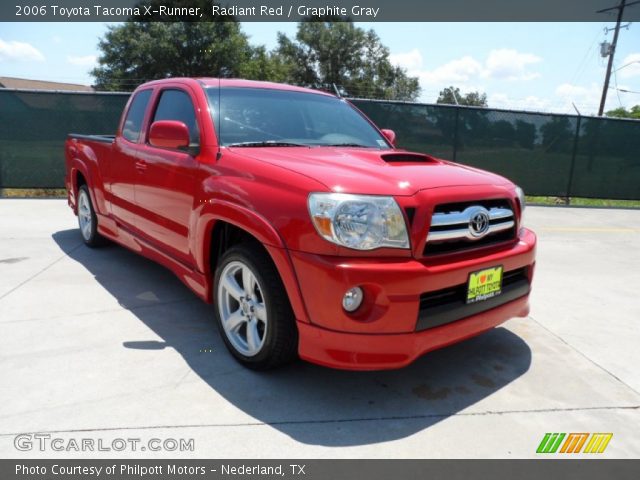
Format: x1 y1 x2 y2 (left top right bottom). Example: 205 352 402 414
65 78 536 370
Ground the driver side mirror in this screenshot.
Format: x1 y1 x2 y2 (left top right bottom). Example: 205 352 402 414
381 129 396 147
149 120 190 150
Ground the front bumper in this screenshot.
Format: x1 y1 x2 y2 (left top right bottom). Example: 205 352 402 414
291 228 536 370
297 294 529 370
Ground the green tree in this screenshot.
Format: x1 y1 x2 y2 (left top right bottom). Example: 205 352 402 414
437 86 488 107
605 105 640 119
91 1 269 90
239 46 292 83
275 20 420 101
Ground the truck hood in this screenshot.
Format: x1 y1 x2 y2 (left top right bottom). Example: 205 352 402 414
231 147 512 196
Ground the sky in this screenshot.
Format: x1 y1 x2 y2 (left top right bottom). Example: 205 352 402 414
1 21 639 115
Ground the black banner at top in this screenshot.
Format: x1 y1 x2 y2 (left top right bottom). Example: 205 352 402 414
4 0 640 22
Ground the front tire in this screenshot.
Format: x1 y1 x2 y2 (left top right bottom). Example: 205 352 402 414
214 244 298 370
77 185 105 247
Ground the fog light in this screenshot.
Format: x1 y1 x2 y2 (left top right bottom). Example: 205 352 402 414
342 287 364 312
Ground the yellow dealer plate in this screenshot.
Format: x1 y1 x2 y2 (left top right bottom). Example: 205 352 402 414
467 266 503 304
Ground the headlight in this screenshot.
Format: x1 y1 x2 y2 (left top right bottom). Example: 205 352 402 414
308 193 410 250
515 186 526 226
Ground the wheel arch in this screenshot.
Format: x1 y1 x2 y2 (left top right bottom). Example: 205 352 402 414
69 163 91 214
195 200 310 324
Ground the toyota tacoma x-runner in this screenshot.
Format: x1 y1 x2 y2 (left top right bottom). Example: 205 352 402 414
65 78 536 370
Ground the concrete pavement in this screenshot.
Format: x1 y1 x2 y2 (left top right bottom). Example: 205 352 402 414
0 200 639 458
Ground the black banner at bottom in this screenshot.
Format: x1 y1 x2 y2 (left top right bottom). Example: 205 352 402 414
2 459 640 480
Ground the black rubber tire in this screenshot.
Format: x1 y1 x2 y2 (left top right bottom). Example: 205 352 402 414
77 184 106 248
213 243 298 370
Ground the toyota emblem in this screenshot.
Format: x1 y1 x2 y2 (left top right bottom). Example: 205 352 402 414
468 208 490 238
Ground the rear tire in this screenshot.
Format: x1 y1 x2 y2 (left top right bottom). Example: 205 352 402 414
77 185 106 247
214 243 298 370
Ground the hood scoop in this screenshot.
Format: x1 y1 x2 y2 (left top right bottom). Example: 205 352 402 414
381 152 437 164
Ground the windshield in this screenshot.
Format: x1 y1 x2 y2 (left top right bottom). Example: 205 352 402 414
205 87 390 148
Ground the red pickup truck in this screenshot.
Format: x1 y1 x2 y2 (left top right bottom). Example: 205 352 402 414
65 78 536 370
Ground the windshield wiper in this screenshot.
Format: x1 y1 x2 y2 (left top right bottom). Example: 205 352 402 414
226 141 308 147
323 143 376 148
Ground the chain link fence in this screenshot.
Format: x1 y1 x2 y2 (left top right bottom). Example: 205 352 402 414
1 89 639 200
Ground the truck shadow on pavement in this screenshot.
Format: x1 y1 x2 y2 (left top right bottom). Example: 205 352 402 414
53 229 532 447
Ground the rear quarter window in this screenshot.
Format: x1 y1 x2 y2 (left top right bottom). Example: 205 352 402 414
121 89 152 143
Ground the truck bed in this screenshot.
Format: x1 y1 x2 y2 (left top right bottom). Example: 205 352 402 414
68 134 115 143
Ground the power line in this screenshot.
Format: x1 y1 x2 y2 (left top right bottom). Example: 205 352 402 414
569 25 605 85
610 87 640 94
612 62 623 107
596 0 640 12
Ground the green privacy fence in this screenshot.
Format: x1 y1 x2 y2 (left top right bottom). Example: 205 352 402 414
352 99 640 200
1 89 639 199
0 89 129 189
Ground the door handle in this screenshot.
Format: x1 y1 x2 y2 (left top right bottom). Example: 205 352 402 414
135 160 147 172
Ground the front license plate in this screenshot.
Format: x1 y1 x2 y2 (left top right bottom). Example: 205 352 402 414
467 266 503 304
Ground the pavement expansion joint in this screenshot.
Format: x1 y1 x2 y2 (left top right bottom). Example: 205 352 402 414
529 315 640 399
1 405 638 437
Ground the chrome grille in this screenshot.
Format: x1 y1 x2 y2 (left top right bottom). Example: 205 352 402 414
424 200 516 256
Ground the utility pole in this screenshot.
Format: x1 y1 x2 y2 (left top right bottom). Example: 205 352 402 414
597 0 632 116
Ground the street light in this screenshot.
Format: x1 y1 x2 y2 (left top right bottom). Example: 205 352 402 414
614 60 640 72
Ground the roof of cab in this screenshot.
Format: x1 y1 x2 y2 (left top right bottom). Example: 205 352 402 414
139 77 335 97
